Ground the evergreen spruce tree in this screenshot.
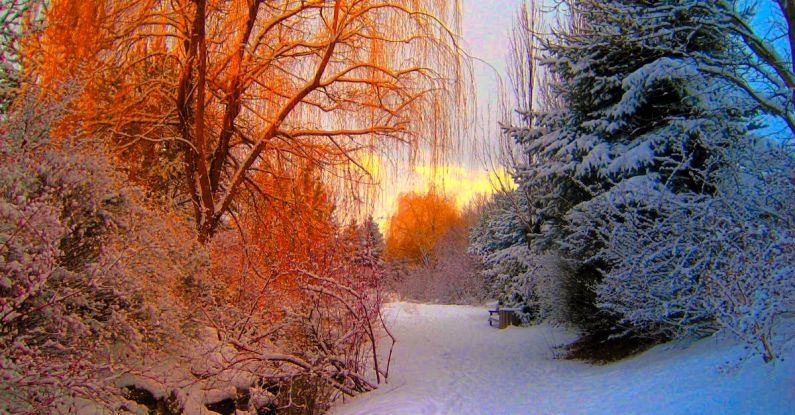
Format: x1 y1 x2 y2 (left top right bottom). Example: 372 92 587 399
511 0 754 358
469 192 537 319
353 216 386 270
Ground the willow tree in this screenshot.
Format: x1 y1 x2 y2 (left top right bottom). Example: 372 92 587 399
33 0 466 241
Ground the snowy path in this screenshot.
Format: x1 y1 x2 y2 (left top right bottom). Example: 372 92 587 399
331 302 794 415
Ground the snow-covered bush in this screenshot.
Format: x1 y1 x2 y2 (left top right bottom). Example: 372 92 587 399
577 140 795 362
0 94 212 413
207 197 392 412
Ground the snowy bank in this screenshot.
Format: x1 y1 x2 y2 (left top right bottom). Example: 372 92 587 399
331 302 794 415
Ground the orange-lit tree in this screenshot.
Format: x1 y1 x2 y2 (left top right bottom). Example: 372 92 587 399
385 189 486 303
208 164 391 403
31 0 466 241
385 189 462 266
212 163 337 310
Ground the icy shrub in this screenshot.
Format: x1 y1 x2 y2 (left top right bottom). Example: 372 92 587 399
391 228 487 305
0 96 210 413
575 144 795 362
567 178 713 333
204 210 391 412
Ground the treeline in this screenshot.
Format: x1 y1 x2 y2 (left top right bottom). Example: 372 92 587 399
0 0 465 414
471 0 795 363
383 189 487 304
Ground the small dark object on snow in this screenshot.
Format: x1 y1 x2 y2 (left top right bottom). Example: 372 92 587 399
205 398 236 415
488 305 521 329
122 386 181 415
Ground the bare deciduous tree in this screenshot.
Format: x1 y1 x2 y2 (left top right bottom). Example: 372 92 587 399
33 0 467 241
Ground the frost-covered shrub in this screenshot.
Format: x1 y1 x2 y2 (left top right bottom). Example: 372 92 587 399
578 141 795 362
205 208 391 412
0 95 212 413
704 203 794 363
567 178 717 336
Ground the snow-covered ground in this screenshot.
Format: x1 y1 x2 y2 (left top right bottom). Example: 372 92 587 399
331 302 794 415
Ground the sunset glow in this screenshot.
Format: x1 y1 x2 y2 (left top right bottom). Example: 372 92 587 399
375 162 514 229
2 0 792 413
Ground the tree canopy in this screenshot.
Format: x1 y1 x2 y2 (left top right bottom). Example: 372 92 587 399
385 189 462 266
29 0 466 240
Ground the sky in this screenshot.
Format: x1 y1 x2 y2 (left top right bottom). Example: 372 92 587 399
365 0 795 230
371 0 524 228
462 0 524 107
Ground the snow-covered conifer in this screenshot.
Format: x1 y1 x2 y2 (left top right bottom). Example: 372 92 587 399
497 0 794 361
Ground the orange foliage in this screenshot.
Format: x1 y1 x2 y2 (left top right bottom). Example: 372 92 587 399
210 164 335 312
29 0 466 241
385 189 462 266
210 162 384 315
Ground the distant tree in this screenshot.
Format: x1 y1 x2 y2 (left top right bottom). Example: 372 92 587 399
384 189 487 304
385 189 462 267
352 215 386 267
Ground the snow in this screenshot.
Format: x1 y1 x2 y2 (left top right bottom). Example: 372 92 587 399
114 325 275 415
331 302 795 415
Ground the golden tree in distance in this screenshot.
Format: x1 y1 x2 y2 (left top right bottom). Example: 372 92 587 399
385 188 462 266
31 0 467 241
